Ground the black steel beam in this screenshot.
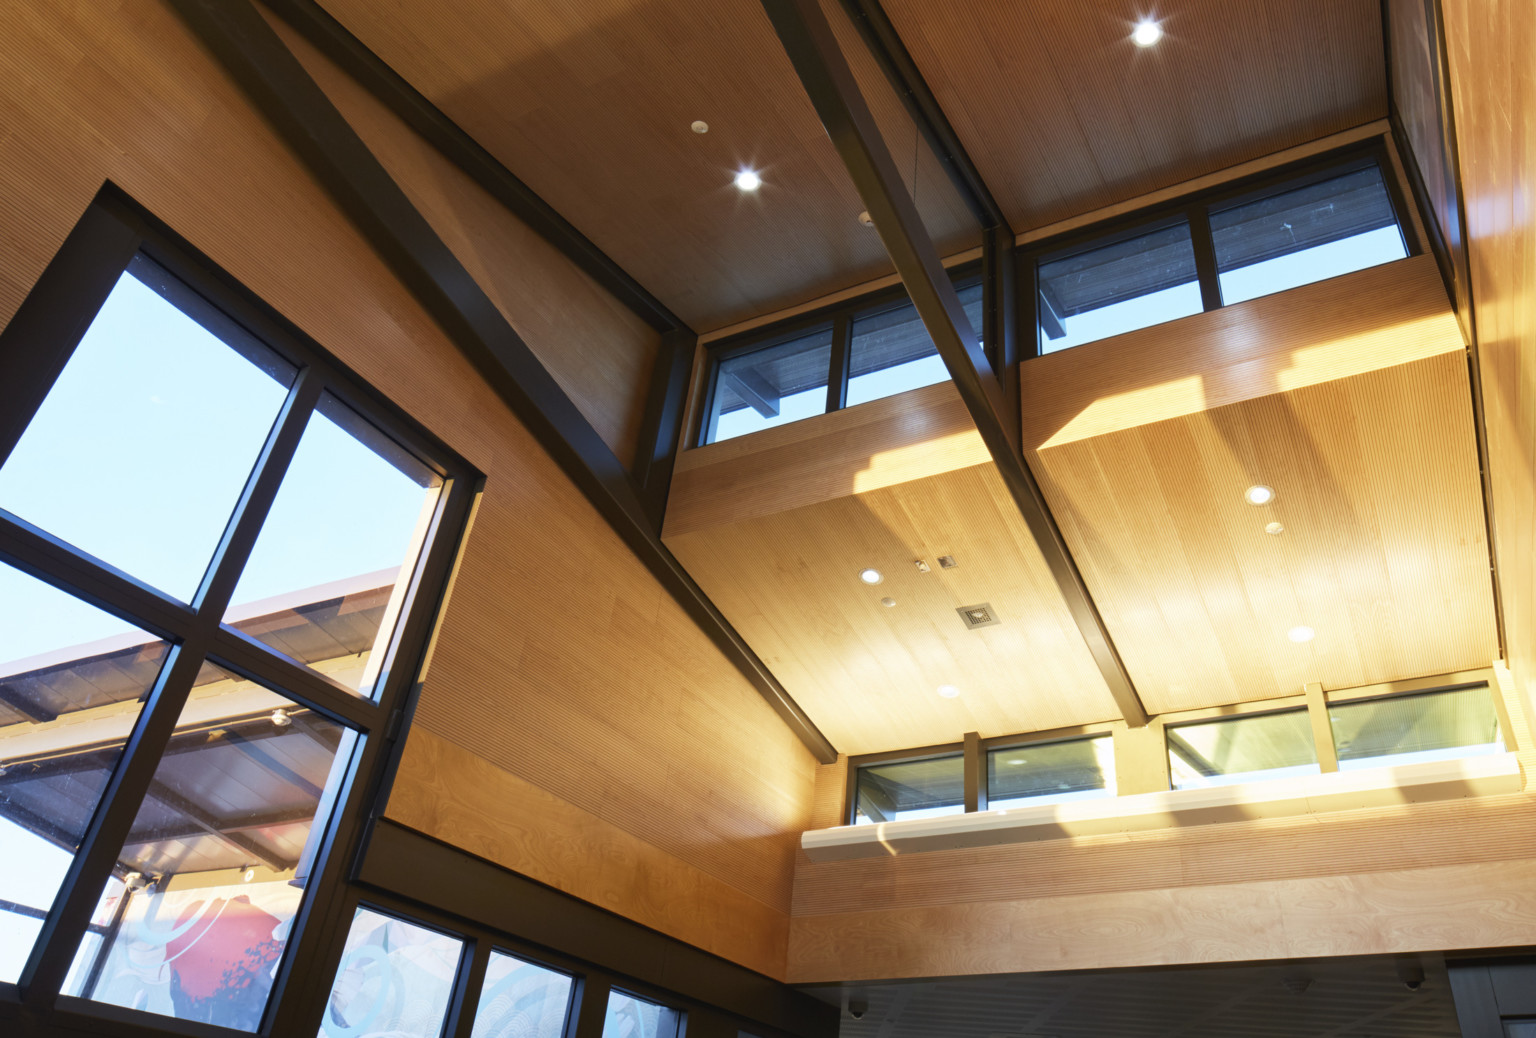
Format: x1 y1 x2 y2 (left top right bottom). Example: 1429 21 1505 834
632 328 696 529
166 0 836 764
259 0 687 336
760 0 1149 728
836 0 1010 231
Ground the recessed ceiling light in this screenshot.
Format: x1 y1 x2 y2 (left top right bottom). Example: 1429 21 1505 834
1131 20 1163 47
734 169 762 191
937 684 961 699
1265 522 1285 535
691 120 709 134
880 596 896 608
858 210 873 226
1288 625 1315 643
1245 484 1275 506
860 568 883 585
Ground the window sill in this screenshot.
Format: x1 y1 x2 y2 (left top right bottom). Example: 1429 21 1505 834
802 752 1524 861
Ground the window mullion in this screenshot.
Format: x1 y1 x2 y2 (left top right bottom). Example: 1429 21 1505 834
193 366 324 625
1305 681 1341 773
1187 204 1223 312
0 205 141 469
446 935 494 1038
17 633 210 1003
826 315 851 413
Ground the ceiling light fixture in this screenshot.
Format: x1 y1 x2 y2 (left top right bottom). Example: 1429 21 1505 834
1245 484 1275 506
691 120 709 134
1131 20 1163 47
937 684 961 699
734 169 762 191
860 568 883 585
1288 625 1315 643
858 210 873 227
270 708 292 728
880 596 896 608
1265 522 1285 535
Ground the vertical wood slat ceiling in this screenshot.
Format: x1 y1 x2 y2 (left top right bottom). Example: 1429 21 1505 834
316 0 1386 330
879 0 1388 232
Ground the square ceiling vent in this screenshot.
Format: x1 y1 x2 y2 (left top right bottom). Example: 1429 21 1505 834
956 603 1000 629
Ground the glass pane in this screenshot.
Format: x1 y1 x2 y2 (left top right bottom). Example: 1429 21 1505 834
471 951 573 1038
708 329 833 443
1168 710 1318 790
1331 686 1502 771
1037 222 1203 353
987 736 1116 809
0 263 295 601
846 284 980 407
853 755 964 825
225 394 442 697
319 907 463 1038
1505 1022 1536 1038
64 668 357 1031
0 561 168 983
603 991 682 1038
1213 165 1407 304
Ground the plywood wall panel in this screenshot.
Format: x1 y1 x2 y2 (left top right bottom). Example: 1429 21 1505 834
0 0 815 975
1440 0 1536 774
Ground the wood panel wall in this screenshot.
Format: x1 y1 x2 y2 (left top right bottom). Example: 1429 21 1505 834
0 0 816 978
788 683 1536 981
1439 0 1536 762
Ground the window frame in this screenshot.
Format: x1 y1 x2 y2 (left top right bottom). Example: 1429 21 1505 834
982 731 1118 809
695 264 983 447
1322 679 1506 769
0 186 478 1038
844 742 965 826
1021 138 1419 358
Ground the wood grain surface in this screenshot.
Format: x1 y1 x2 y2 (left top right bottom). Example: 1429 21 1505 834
667 459 1121 755
1031 351 1497 713
0 0 817 974
1440 0 1536 776
879 0 1385 234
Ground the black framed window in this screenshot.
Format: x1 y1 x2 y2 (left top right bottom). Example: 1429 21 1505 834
0 190 473 1035
471 950 575 1038
986 735 1116 809
1028 142 1415 354
603 990 683 1038
1211 162 1408 304
698 271 981 446
319 905 466 1037
851 753 965 825
1035 220 1203 354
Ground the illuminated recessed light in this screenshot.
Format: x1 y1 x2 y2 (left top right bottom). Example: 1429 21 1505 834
1245 484 1275 506
860 568 883 585
1265 522 1285 535
1288 625 1315 643
858 210 873 227
937 684 961 699
734 169 762 191
242 867 256 883
1131 20 1163 47
691 120 709 134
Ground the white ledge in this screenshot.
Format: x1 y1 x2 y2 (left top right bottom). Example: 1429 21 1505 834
801 753 1526 862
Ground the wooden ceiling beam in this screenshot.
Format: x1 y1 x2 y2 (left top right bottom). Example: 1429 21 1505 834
759 0 1148 728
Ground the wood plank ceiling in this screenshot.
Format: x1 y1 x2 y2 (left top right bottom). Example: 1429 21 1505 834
880 0 1387 232
314 0 1385 330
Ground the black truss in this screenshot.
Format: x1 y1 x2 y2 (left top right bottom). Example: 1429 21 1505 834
759 0 1150 727
164 0 836 764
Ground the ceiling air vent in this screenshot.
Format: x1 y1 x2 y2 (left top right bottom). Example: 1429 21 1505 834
956 603 1000 630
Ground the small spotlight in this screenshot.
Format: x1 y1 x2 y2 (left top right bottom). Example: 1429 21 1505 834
242 867 256 884
1132 20 1163 47
1245 485 1275 506
1288 625 1315 643
691 120 709 134
880 597 896 608
1265 522 1285 535
937 684 961 699
860 568 883 585
270 708 292 728
734 170 762 191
